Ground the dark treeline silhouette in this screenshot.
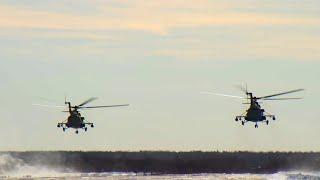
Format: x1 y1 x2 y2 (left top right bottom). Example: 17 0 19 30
3 151 320 174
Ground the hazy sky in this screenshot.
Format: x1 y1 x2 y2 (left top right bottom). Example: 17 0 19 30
0 1 319 151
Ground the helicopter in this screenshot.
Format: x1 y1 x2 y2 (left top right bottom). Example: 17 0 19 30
34 97 129 133
202 86 304 128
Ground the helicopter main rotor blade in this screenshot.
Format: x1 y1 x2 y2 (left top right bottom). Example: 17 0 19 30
78 104 129 109
262 97 302 100
200 92 246 99
78 97 97 107
32 103 65 108
257 89 304 99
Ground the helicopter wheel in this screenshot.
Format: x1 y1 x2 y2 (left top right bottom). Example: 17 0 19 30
273 116 276 120
241 121 245 126
57 124 60 128
63 128 66 132
255 124 258 128
91 124 94 128
75 130 79 134
85 127 88 131
235 117 238 121
266 120 269 125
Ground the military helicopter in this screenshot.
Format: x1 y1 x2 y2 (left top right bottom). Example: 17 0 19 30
202 86 304 128
34 97 129 133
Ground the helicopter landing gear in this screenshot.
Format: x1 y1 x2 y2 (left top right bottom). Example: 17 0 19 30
84 127 88 131
75 130 79 134
255 123 258 128
63 127 66 132
266 120 269 125
272 116 276 120
241 121 245 126
91 124 94 128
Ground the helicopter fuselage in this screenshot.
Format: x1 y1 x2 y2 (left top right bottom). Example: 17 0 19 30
245 102 266 122
235 94 275 128
57 109 94 133
209 88 303 128
65 110 85 129
54 98 128 133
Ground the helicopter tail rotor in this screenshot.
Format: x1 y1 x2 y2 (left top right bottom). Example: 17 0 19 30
234 84 247 94
245 84 249 103
234 83 251 103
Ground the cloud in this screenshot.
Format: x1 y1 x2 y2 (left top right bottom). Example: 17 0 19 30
0 1 319 34
1 1 319 61
150 29 320 61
